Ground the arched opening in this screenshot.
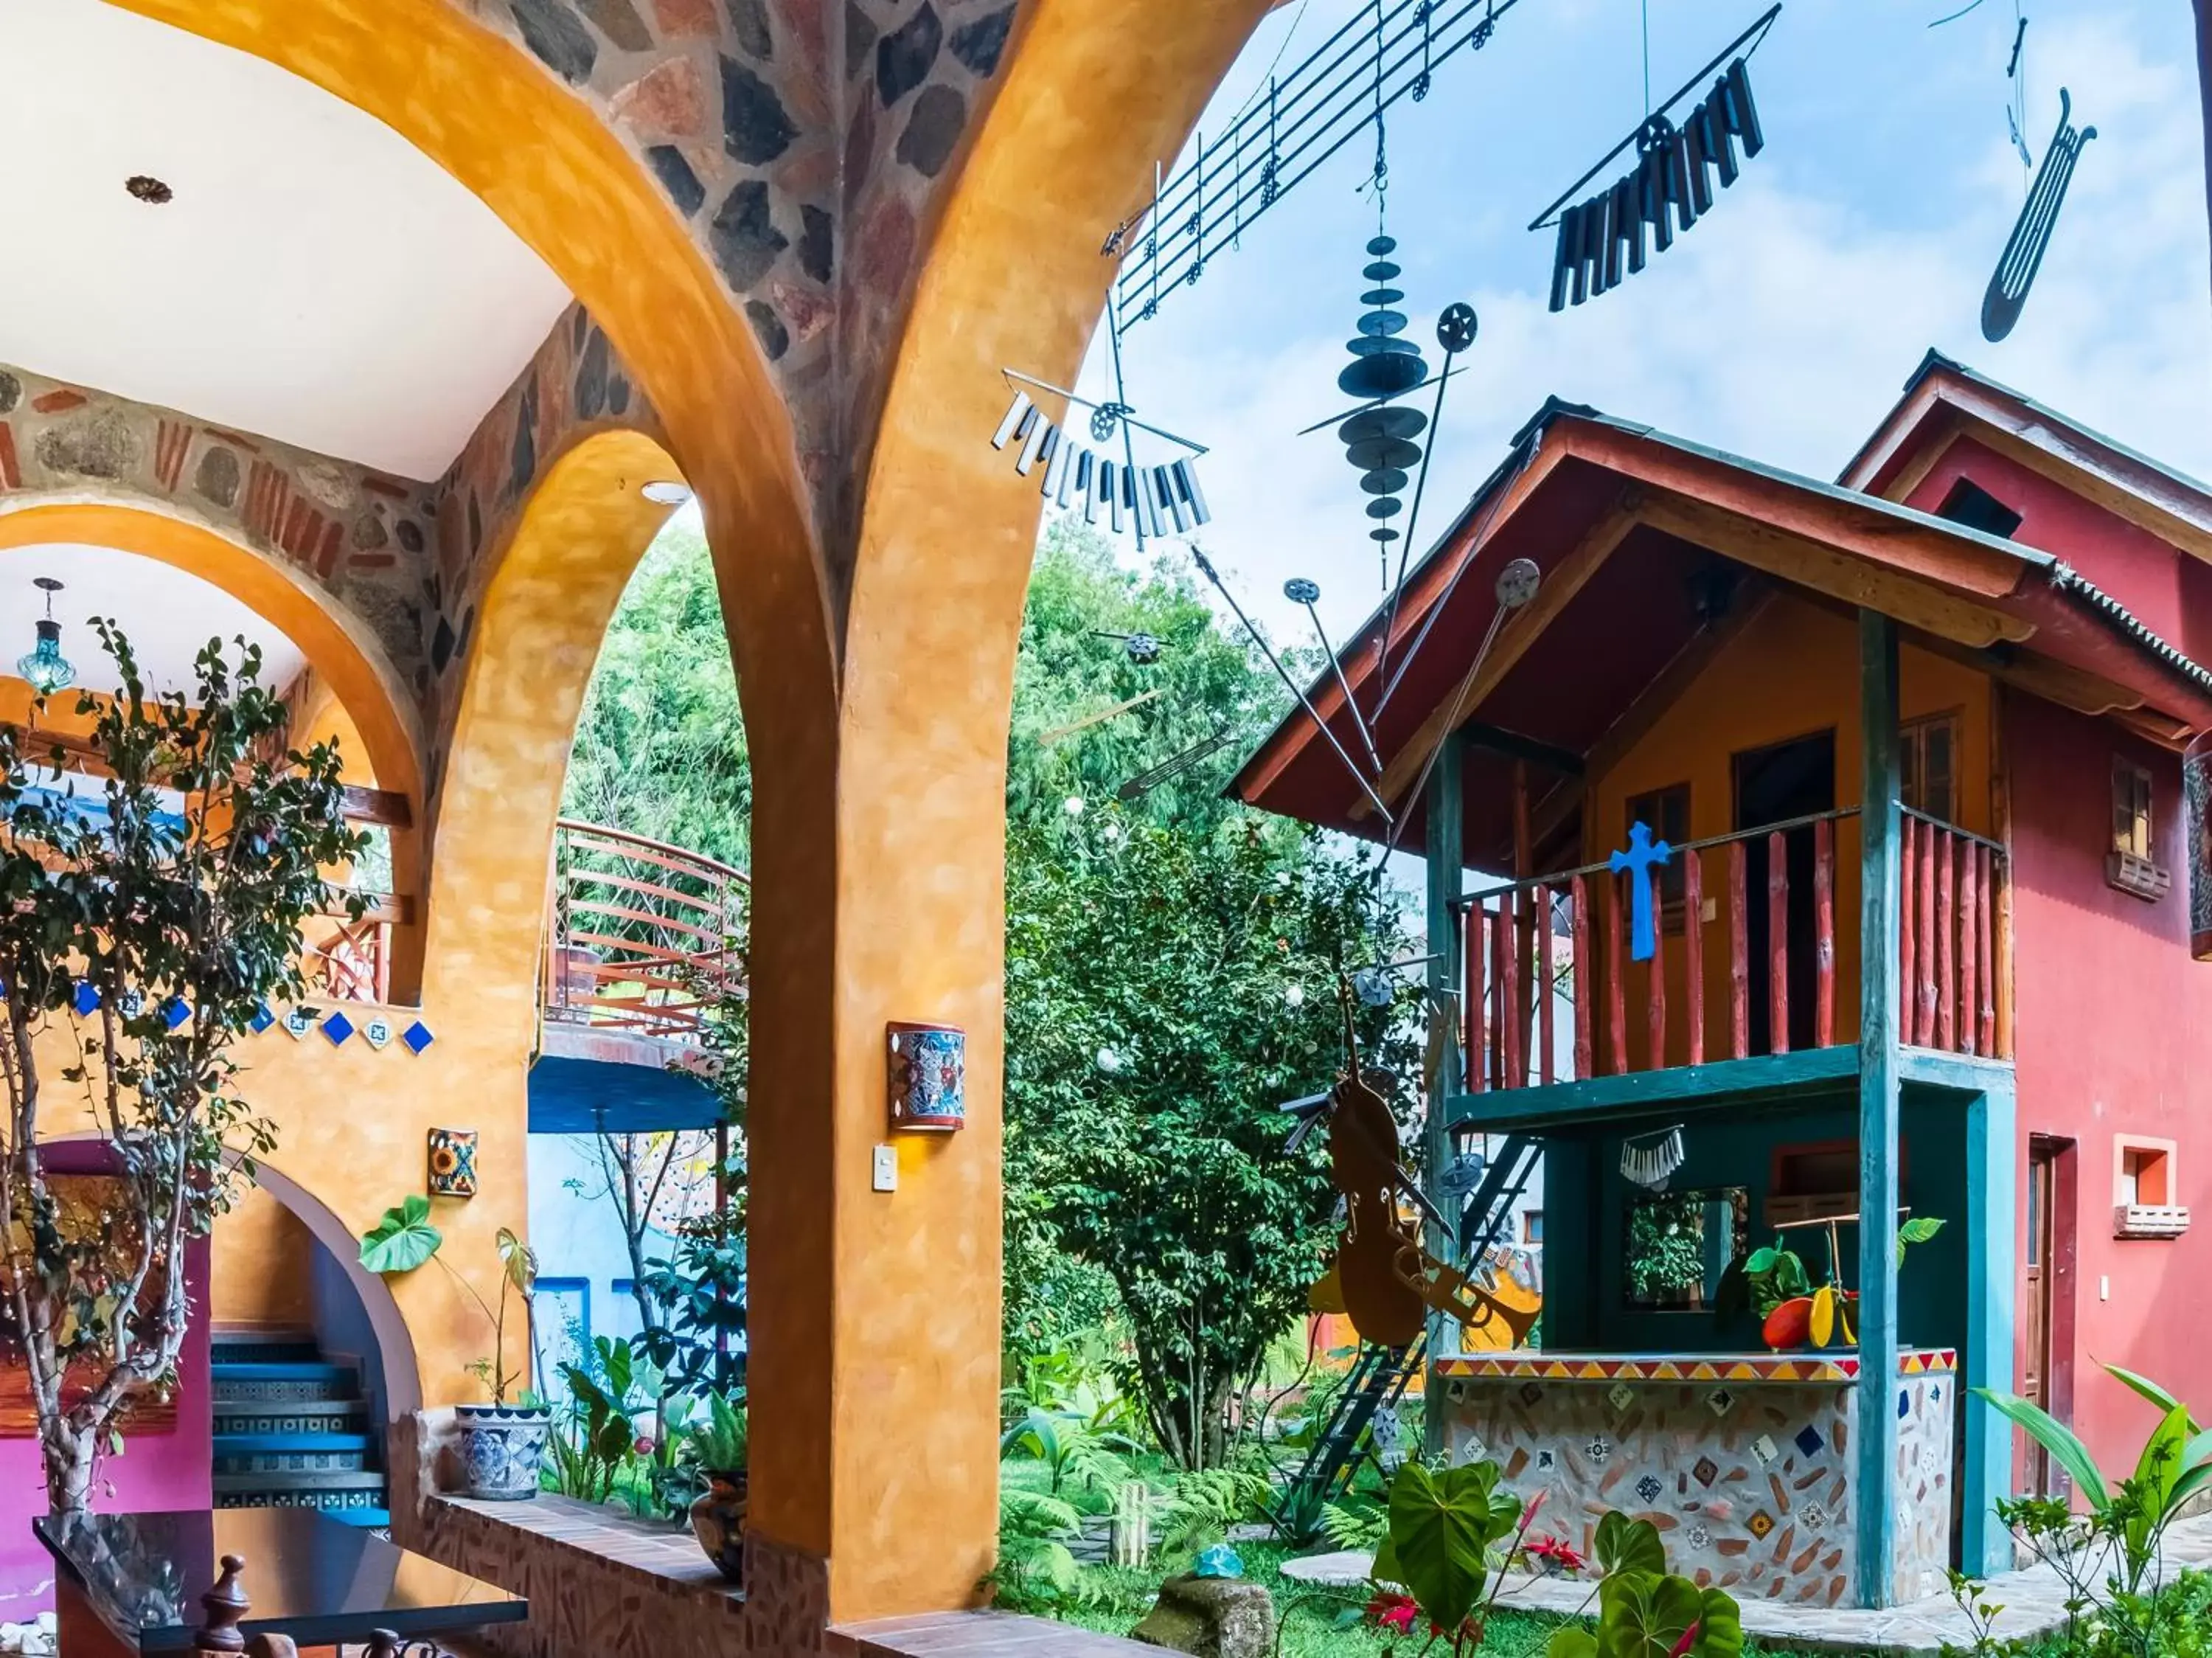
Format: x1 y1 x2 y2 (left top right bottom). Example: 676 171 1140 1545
0 507 429 1004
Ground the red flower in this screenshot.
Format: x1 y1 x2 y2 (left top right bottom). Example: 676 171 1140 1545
1525 1534 1587 1574
633 1435 655 1457
1366 1592 1418 1634
1669 1622 1703 1658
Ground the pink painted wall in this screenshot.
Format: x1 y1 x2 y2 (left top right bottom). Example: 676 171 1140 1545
2005 695 2212 1480
0 1142 212 1623
1904 437 2190 649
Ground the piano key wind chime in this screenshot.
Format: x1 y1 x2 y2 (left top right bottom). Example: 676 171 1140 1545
1531 4 1778 311
988 370 1211 548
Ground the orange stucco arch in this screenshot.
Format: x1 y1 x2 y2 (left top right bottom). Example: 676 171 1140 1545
423 428 679 1021
0 502 421 799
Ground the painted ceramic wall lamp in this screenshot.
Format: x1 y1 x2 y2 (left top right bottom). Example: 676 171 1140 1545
887 1021 966 1131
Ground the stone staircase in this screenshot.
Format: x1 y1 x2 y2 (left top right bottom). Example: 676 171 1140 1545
210 1331 388 1529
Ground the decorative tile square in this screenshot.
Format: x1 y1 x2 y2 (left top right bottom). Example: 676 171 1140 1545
161 997 190 1030
428 1128 478 1199
1751 1435 1779 1466
1446 1379 1467 1404
1585 1436 1611 1465
1519 1381 1544 1407
283 1006 317 1041
1747 1510 1775 1540
321 1010 356 1047
1930 1382 1943 1405
1800 1501 1829 1532
1536 1449 1555 1471
887 1021 967 1129
118 988 143 1017
1634 1474 1664 1505
363 1016 393 1051
1706 1387 1736 1418
1795 1425 1825 1458
1685 1522 1711 1550
249 1002 275 1034
1692 1455 1720 1488
71 982 100 1017
1608 1382 1636 1414
400 1019 435 1055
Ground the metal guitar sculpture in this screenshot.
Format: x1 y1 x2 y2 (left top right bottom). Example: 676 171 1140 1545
1981 88 2095 342
1315 989 1541 1350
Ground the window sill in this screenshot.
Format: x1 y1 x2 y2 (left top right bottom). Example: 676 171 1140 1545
2115 1204 2190 1240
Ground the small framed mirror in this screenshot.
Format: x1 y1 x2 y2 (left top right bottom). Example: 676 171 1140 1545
1622 1185 1750 1311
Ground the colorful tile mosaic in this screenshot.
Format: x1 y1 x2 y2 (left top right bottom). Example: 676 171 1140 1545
1432 1350 1954 1383
429 1128 479 1199
1693 1455 1720 1488
1747 1510 1775 1540
1795 1425 1826 1457
1634 1474 1664 1505
1608 1382 1636 1414
1707 1387 1736 1417
1752 1435 1780 1466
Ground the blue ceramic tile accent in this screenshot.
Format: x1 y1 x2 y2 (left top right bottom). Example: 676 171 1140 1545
401 1020 434 1055
162 997 190 1030
72 982 100 1017
1899 1389 1912 1419
1795 1424 1824 1458
321 1010 355 1047
250 1004 275 1034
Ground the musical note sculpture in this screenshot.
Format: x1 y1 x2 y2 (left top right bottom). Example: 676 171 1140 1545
1980 89 2096 343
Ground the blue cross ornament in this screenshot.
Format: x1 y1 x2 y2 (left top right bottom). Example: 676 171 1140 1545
1610 820 1674 963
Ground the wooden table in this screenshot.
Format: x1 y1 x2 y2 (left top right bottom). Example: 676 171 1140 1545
36 1508 526 1658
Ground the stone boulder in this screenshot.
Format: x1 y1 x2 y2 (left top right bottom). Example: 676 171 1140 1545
1131 1572 1276 1658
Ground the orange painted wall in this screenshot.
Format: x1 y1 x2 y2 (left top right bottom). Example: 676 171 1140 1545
210 1187 316 1331
1583 597 1992 1068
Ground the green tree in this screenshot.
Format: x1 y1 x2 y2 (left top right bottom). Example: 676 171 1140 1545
1004 809 1416 1468
564 524 751 867
0 629 362 1511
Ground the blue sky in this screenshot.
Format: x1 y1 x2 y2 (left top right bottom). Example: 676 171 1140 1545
1068 0 2212 648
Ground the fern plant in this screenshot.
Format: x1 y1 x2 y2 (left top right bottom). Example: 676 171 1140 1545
1321 1496 1389 1552
1157 1468 1270 1564
988 1488 1085 1612
1000 1409 1135 1499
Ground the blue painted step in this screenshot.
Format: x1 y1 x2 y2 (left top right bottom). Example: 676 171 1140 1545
212 1400 371 1437
329 1508 391 1530
210 1362 360 1404
209 1335 321 1364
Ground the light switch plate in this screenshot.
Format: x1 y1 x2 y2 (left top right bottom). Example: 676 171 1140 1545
872 1144 898 1193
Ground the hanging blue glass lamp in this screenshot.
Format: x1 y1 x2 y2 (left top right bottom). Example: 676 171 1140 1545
16 577 74 696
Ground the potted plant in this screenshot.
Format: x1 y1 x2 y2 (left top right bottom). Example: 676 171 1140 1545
361 1194 548 1499
1739 1215 1945 1351
684 1390 748 1581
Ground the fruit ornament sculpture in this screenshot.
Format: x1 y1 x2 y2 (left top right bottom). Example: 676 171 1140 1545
1742 1214 1946 1351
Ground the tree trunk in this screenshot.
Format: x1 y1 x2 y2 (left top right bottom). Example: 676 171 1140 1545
42 1422 95 1516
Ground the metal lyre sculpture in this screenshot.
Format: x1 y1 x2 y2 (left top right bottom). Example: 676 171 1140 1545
1609 819 1674 963
1980 88 2095 342
989 370 1210 547
1531 4 1778 311
1103 0 1529 338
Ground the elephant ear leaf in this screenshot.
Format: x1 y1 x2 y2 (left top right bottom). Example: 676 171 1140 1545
1386 1460 1495 1631
1694 1586 1745 1658
1547 1631 1599 1658
1597 1572 1706 1658
1596 1512 1667 1579
359 1193 442 1274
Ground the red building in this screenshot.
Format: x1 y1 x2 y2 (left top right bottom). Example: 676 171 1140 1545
1235 351 2212 1608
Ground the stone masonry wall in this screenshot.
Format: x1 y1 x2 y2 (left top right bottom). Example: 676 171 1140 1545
0 363 437 693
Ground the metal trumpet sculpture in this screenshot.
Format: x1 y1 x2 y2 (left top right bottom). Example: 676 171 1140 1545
1980 87 2094 342
988 371 1211 546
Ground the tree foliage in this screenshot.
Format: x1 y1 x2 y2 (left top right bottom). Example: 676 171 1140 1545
0 628 362 1510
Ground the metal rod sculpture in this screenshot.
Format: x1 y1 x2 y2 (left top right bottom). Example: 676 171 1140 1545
1106 0 1527 336
1980 88 2095 342
1531 5 1778 311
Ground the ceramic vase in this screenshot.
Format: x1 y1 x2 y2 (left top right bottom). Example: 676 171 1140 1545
689 1468 748 1583
453 1403 551 1500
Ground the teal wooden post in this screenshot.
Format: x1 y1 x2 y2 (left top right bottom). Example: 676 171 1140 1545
1857 609 1903 1608
1424 731 1466 1376
1961 1081 2018 1575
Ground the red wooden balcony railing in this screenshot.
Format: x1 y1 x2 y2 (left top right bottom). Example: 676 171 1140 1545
1455 806 2009 1092
539 819 748 1041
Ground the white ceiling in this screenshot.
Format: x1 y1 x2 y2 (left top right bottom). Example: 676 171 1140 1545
0 0 574 482
0 546 305 698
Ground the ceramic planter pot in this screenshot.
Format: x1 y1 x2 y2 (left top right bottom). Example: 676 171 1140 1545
689 1468 748 1583
454 1404 551 1501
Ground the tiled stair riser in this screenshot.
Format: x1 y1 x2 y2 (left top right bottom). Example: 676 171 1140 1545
215 1449 371 1474
212 1404 370 1436
209 1337 389 1532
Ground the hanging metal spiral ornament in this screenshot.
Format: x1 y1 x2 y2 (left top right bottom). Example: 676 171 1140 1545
1336 236 1431 589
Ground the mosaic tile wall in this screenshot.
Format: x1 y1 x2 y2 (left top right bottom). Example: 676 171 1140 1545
1893 1370 1954 1603
1440 1369 1954 1608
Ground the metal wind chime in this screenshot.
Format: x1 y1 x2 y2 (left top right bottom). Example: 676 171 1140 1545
987 366 1211 548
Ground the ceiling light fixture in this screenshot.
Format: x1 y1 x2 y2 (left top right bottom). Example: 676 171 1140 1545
125 176 174 205
640 481 692 506
17 578 74 696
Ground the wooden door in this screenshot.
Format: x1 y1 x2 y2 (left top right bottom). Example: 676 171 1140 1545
2025 1137 2077 1499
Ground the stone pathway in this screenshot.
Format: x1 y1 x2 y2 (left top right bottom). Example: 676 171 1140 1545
1277 1516 2212 1656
